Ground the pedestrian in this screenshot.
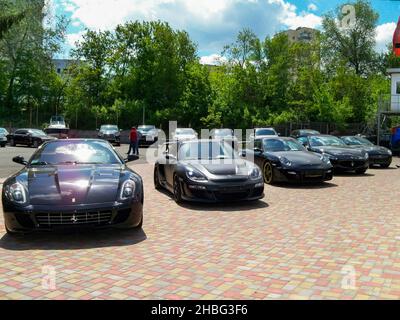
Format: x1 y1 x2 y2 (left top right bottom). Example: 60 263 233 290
127 127 139 156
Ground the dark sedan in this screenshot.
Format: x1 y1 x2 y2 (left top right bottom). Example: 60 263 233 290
154 140 264 203
243 137 333 184
97 125 121 146
300 135 369 174
340 136 392 168
8 129 56 148
2 139 144 234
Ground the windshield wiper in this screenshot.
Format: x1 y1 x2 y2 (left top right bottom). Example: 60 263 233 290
58 161 105 165
30 161 51 166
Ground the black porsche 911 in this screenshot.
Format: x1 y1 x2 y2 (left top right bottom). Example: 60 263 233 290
300 135 369 174
154 140 264 203
340 136 392 168
243 137 333 184
2 139 144 234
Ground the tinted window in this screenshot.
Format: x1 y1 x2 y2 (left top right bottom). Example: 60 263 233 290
342 136 373 146
255 129 277 136
179 141 236 160
15 130 27 135
176 129 195 135
309 136 345 147
263 139 305 152
100 125 118 131
213 129 233 137
30 141 122 165
30 130 47 137
138 126 156 132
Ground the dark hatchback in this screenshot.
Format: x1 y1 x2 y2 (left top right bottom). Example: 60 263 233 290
2 139 144 234
154 140 264 203
340 136 392 168
300 135 369 174
243 137 333 184
8 129 56 148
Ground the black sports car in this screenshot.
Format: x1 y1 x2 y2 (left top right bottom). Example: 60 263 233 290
97 125 121 146
2 139 143 234
243 137 333 184
154 140 264 203
300 135 369 174
340 136 392 168
7 129 56 148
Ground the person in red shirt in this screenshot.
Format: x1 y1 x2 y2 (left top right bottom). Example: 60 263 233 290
127 127 139 156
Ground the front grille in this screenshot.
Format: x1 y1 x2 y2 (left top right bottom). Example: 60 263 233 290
303 170 324 177
214 190 250 201
338 160 365 168
36 211 113 227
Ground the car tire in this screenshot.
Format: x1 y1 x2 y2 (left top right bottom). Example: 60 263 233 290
9 139 15 147
0 143 5 148
381 162 391 168
355 168 367 174
263 161 275 185
154 166 162 190
173 175 183 204
136 215 143 229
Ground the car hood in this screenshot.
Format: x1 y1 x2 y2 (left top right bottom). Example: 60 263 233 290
347 145 390 154
311 145 364 156
182 159 254 177
271 151 326 166
27 165 123 205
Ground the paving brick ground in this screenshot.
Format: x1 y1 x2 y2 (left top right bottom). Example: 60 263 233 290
0 158 400 300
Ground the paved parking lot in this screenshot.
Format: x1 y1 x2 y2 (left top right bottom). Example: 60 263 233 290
0 145 400 300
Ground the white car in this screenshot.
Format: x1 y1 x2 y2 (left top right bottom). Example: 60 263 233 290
250 128 279 141
173 128 198 142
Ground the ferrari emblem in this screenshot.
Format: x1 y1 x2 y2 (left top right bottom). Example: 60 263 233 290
71 214 78 224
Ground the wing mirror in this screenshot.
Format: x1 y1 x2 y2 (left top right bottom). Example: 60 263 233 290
13 156 27 165
254 147 263 153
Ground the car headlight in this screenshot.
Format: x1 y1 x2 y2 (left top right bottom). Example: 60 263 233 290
364 152 369 160
249 167 262 180
186 168 208 182
388 149 393 156
4 183 28 205
120 180 136 200
279 156 292 167
320 154 332 165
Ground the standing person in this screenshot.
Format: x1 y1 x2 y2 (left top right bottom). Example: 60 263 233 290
127 127 138 156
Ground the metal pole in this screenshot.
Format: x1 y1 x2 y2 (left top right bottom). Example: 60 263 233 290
143 105 145 125
377 112 381 146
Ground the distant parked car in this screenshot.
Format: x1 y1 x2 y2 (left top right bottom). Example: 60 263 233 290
250 128 279 141
243 137 333 184
172 128 198 142
340 135 392 168
138 125 159 146
97 125 121 146
7 129 56 148
210 128 238 149
290 129 321 139
0 128 9 148
299 134 369 174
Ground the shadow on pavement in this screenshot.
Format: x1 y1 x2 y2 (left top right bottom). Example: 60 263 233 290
0 227 147 251
272 182 338 190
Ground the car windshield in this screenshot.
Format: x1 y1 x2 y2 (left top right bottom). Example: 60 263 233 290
179 141 237 160
0 128 8 135
176 129 195 135
138 126 155 132
309 136 346 147
342 136 374 146
101 125 118 131
29 141 122 165
263 139 305 152
256 129 277 136
214 129 233 137
300 130 319 136
30 130 47 137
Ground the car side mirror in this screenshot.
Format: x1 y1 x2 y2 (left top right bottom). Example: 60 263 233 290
13 156 27 165
254 147 262 153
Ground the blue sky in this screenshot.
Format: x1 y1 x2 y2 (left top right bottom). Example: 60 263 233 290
51 0 400 63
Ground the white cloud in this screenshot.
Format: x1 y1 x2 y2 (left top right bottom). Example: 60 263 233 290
200 54 227 66
376 22 396 53
308 3 317 12
66 31 85 48
58 0 323 53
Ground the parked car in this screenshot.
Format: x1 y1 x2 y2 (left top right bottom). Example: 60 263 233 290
290 129 321 139
243 137 333 184
299 134 369 174
7 129 56 148
138 125 159 146
340 135 392 168
154 140 264 203
0 128 9 148
2 139 144 234
172 128 198 142
97 125 121 146
210 128 238 149
250 128 279 140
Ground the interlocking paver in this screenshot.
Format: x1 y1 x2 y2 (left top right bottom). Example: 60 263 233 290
0 158 400 299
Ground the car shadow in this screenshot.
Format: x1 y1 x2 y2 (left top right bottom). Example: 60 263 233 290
271 182 338 190
333 172 375 177
0 227 147 251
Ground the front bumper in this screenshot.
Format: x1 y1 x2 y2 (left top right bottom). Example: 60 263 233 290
273 167 333 183
179 178 264 203
139 136 158 145
368 154 392 166
3 200 143 233
330 159 369 172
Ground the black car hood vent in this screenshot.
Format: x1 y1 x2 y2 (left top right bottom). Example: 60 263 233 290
202 164 237 175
